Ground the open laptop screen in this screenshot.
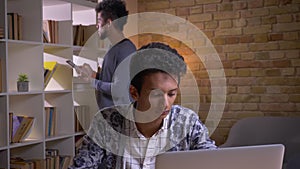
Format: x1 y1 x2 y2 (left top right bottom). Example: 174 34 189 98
155 144 284 169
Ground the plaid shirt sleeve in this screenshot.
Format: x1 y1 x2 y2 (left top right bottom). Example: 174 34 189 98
168 105 217 151
190 117 217 150
68 135 106 169
69 107 121 169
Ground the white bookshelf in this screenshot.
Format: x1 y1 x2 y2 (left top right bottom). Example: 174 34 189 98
0 0 97 168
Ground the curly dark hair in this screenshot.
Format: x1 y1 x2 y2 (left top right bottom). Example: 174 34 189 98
95 0 129 30
130 42 187 93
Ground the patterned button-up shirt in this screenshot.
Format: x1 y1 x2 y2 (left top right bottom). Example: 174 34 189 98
69 104 217 169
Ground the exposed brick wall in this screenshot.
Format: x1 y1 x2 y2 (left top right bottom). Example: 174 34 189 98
134 0 300 145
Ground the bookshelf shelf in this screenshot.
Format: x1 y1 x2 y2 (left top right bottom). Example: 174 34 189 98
0 147 7 151
74 131 85 136
45 134 74 142
9 140 43 149
44 43 72 50
0 0 97 168
7 39 42 45
8 91 43 95
44 90 72 94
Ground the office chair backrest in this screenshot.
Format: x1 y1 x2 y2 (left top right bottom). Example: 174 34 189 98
220 116 300 168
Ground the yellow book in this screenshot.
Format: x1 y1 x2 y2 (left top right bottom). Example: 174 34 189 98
44 61 58 88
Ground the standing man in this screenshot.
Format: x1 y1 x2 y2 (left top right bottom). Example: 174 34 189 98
69 42 217 169
80 0 136 109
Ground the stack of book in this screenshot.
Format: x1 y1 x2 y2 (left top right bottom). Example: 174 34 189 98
9 149 72 169
9 112 35 143
7 13 22 40
45 107 57 137
43 20 59 43
46 149 72 169
0 27 4 38
10 157 45 169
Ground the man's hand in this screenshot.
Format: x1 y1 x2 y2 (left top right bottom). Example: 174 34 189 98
77 63 96 82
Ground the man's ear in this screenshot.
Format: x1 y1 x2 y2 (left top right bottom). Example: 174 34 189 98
107 19 112 27
130 85 139 101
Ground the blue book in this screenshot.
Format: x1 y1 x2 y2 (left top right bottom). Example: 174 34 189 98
48 107 53 136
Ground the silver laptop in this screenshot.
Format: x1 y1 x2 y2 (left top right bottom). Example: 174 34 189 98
155 144 284 169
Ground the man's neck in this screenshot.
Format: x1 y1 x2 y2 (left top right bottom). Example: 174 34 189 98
108 29 126 46
135 118 163 138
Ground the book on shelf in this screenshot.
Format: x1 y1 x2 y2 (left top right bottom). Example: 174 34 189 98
44 68 49 78
9 112 13 142
9 112 34 143
73 24 84 46
43 20 59 43
60 155 72 169
12 12 18 40
46 148 59 156
43 30 49 43
73 25 96 46
43 20 51 43
11 157 46 169
10 159 31 169
7 13 13 39
44 61 58 88
46 156 59 169
75 135 84 154
50 20 54 44
18 14 23 40
54 20 58 44
0 27 4 39
45 107 57 137
45 148 72 169
74 105 90 132
31 159 46 169
46 149 59 169
74 108 83 133
7 13 22 40
0 58 2 93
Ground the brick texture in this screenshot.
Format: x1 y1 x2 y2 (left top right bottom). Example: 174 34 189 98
137 0 300 145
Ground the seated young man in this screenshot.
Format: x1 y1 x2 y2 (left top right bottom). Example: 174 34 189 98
69 42 217 169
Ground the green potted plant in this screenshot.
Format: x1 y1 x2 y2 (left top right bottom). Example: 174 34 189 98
17 73 29 92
